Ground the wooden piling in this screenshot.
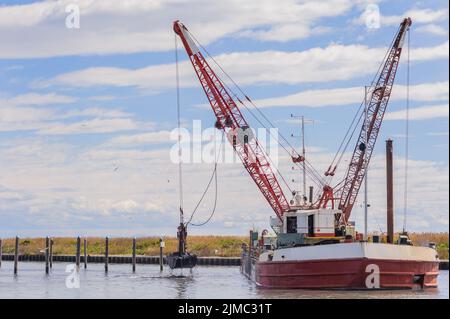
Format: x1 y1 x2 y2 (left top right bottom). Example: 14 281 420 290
0 239 2 268
14 236 19 275
45 236 50 274
159 237 164 272
132 237 136 272
84 238 87 269
105 237 109 273
49 238 53 268
76 237 81 269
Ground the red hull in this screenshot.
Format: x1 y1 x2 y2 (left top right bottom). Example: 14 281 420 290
244 257 439 289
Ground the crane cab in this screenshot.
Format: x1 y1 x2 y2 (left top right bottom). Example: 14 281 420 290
285 209 340 237
271 209 344 247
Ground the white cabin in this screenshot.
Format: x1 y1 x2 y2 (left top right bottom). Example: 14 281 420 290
272 209 342 237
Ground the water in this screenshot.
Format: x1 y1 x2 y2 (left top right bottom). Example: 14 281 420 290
0 262 448 299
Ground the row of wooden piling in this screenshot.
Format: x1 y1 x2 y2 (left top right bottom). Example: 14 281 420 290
0 236 165 275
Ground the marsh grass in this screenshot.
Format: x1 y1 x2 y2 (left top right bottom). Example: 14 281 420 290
0 236 246 257
0 233 447 259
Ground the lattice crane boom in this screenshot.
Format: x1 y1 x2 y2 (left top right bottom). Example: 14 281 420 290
174 21 291 220
338 18 412 222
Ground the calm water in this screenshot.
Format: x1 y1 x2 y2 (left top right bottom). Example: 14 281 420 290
0 262 448 299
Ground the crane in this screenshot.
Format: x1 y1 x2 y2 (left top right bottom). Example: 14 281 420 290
174 21 291 221
174 17 411 231
322 17 412 224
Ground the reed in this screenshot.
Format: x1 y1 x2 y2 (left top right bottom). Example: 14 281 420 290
0 233 447 259
0 236 247 258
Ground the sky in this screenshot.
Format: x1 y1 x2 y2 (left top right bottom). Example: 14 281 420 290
0 0 448 238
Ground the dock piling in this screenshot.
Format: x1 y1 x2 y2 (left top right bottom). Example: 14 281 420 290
84 238 87 269
14 236 19 275
0 239 2 268
105 237 109 273
49 238 53 269
159 237 164 272
76 237 81 269
132 237 136 272
45 236 50 274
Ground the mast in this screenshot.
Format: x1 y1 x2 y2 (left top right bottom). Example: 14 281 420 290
301 116 306 200
291 114 312 201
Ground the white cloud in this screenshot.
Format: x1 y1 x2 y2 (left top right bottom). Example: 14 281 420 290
0 102 146 134
410 41 449 62
43 41 448 90
0 0 354 58
382 8 449 26
37 118 142 135
87 95 116 101
0 92 76 106
416 24 448 36
354 7 449 27
427 131 449 137
61 107 131 119
250 81 449 108
107 131 172 147
0 135 447 235
385 104 449 121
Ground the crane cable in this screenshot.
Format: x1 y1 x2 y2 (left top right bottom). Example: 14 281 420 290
402 26 411 232
185 132 224 227
185 31 300 192
186 29 326 189
175 33 184 224
175 32 224 228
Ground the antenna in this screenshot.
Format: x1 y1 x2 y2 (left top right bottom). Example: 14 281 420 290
290 114 315 200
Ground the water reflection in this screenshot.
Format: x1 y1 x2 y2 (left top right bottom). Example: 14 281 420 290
0 262 447 299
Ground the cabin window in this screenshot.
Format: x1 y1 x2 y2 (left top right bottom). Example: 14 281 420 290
286 216 297 233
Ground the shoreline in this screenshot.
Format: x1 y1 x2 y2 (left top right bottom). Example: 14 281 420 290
0 254 447 270
0 233 448 259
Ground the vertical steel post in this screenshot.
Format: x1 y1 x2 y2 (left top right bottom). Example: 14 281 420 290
386 139 394 244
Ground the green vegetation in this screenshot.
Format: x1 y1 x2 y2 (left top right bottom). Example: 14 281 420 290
409 232 449 260
0 236 246 257
0 233 447 259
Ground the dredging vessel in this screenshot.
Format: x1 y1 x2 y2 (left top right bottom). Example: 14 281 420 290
173 17 440 289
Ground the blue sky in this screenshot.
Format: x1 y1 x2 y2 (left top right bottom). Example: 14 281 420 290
0 0 448 237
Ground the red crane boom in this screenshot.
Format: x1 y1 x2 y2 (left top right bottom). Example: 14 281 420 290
173 21 291 220
337 18 412 222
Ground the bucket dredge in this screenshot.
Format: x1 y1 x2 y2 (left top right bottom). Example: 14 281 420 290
167 208 197 269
